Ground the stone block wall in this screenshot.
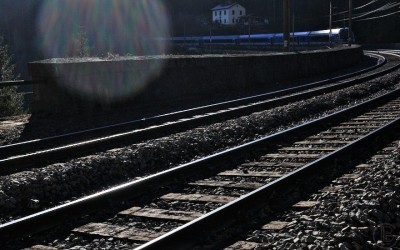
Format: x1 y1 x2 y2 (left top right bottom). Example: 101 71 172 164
28 46 363 115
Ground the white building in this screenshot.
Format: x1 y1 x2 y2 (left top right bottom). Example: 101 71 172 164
211 3 246 25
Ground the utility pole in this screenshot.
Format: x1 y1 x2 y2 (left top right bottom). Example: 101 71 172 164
291 0 295 51
348 0 352 46
184 20 186 46
273 0 276 23
209 22 212 53
248 17 251 43
283 0 290 52
329 0 332 47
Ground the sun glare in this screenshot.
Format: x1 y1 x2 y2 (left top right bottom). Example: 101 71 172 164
37 0 171 102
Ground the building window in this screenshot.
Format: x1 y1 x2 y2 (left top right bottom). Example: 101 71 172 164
240 10 242 15
224 19 226 23
232 10 235 15
232 18 235 23
215 12 217 16
219 11 221 15
224 10 226 15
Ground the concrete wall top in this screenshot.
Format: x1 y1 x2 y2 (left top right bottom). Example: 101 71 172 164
29 45 361 75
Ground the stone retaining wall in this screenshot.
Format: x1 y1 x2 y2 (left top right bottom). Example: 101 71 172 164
28 46 363 115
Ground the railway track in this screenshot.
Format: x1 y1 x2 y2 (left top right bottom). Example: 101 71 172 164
223 139 400 249
2 83 400 249
0 52 398 176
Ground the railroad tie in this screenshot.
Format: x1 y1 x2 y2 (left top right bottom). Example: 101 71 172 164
330 125 381 130
292 201 320 210
294 140 349 146
339 173 362 180
355 164 370 169
279 147 338 152
28 246 58 250
261 220 290 231
73 222 163 242
217 170 284 178
319 185 343 193
240 162 304 168
118 207 202 222
160 193 237 204
189 180 264 190
225 241 259 250
308 135 360 140
261 153 322 160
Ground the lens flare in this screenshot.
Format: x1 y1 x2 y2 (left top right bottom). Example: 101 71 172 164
37 0 171 102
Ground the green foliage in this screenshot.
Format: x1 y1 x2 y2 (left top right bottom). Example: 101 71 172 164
0 86 23 117
0 36 24 117
0 36 16 81
72 26 90 57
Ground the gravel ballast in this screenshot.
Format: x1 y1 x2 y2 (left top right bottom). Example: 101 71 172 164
237 139 400 250
0 72 399 222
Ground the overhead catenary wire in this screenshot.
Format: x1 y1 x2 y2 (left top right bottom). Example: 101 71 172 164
332 0 400 23
354 0 379 10
355 9 400 21
265 0 400 28
330 0 383 17
352 2 400 20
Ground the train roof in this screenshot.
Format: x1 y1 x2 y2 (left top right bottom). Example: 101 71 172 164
168 28 351 41
239 33 275 39
208 35 240 40
309 28 343 36
258 29 345 38
293 31 310 36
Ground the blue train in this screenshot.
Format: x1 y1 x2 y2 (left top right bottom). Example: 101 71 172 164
170 28 354 47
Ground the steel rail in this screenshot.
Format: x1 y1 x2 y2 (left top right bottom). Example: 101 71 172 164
0 54 395 175
0 86 399 241
0 53 385 158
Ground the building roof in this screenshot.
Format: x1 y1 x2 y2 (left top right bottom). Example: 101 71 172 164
211 3 242 11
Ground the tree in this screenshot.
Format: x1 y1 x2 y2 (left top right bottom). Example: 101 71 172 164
0 36 23 117
0 36 17 81
70 26 90 57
